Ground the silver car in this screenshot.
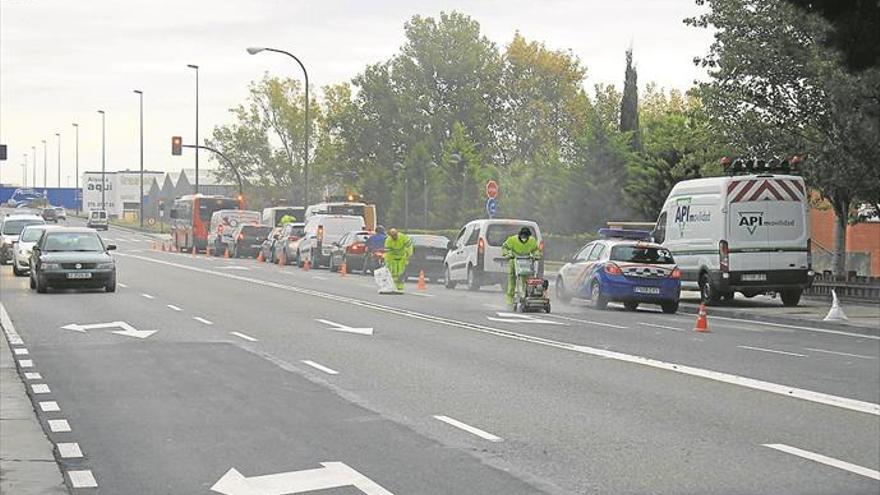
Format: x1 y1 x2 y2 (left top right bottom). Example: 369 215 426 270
0 214 46 265
12 225 54 276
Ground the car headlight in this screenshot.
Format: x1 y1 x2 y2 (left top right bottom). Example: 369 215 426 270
41 262 61 270
96 263 114 269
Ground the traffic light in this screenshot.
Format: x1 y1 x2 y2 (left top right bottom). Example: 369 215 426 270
171 136 183 156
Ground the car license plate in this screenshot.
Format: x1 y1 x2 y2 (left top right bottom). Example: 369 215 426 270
742 274 767 281
634 286 660 294
67 272 92 279
426 255 444 261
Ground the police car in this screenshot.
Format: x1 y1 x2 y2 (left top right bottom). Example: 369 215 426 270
555 229 681 313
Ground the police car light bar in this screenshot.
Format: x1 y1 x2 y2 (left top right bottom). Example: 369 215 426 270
721 155 804 175
597 228 652 241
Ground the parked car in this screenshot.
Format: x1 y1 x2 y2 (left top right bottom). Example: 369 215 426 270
405 235 450 282
54 206 67 221
556 229 681 313
228 224 273 258
297 215 366 268
277 222 306 264
259 227 283 262
444 219 543 290
41 207 59 223
0 214 46 264
327 230 372 272
87 209 109 230
12 225 54 276
207 209 260 255
29 228 117 293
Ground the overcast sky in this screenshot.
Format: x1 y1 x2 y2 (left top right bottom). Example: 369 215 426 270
0 0 713 188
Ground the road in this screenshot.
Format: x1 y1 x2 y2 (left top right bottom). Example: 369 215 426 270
1 221 878 494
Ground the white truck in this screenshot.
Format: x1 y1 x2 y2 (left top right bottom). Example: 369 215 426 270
653 173 814 306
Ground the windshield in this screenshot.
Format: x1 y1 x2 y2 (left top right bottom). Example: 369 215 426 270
200 199 240 222
42 232 104 252
486 224 535 247
322 218 365 238
2 219 45 235
610 245 675 264
20 227 46 242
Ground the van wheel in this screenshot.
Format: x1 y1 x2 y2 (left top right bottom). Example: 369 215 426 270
555 276 572 303
591 281 607 310
444 266 456 289
699 273 721 304
780 289 802 307
466 266 480 291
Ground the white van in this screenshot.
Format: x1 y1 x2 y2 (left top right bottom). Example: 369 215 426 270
653 173 813 306
444 219 543 290
87 209 109 231
207 209 261 254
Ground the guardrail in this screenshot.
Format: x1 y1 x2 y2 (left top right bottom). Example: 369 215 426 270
805 273 880 302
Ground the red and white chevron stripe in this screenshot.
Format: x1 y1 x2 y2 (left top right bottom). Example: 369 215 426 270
727 178 804 203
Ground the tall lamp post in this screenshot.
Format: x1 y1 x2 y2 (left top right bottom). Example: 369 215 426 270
134 90 144 227
186 64 199 194
394 161 408 229
246 47 310 205
98 110 106 210
72 123 79 214
41 140 47 189
55 132 61 189
30 146 36 188
21 155 27 187
424 161 437 229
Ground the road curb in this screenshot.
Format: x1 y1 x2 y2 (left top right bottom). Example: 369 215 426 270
676 303 880 336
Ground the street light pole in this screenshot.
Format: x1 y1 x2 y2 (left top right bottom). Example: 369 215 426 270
394 162 407 229
21 156 27 187
424 161 437 229
41 139 47 190
31 146 35 188
187 64 199 194
98 110 106 210
246 47 310 205
134 90 144 228
72 123 79 214
55 132 61 189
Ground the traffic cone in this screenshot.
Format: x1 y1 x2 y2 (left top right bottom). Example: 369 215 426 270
417 270 427 291
278 250 286 266
206 244 212 257
303 259 311 271
257 251 264 262
340 261 347 277
192 246 197 257
694 303 710 332
224 247 230 259
823 289 848 321
161 241 166 252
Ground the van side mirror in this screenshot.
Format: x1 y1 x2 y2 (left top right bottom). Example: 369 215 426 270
106 244 117 251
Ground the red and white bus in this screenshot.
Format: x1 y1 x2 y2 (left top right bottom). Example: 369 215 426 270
170 194 242 253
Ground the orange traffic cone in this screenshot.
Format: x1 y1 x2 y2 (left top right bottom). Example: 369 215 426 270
206 245 212 257
257 251 264 262
417 270 427 291
224 247 230 259
303 259 311 271
340 261 347 277
278 250 286 266
694 303 710 332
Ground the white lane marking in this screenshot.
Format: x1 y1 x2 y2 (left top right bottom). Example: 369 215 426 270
711 314 880 341
39 401 60 412
301 360 339 375
141 293 155 299
31 384 51 394
230 331 258 342
194 317 214 325
48 419 71 432
18 359 33 368
57 442 83 458
67 470 98 488
13 347 29 355
210 462 395 495
639 322 686 332
410 292 436 297
118 253 880 416
0 302 24 344
738 345 808 357
433 415 503 442
805 348 875 360
315 319 374 336
488 312 563 325
219 265 249 271
118 283 128 288
544 313 628 329
24 372 42 380
167 304 182 312
312 275 329 280
763 443 880 480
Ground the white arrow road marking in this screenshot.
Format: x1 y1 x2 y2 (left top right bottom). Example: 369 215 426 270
60 321 156 339
315 319 373 336
763 444 880 480
487 312 563 325
211 462 395 495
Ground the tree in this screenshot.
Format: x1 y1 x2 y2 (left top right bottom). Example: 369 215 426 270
785 0 880 71
619 48 641 151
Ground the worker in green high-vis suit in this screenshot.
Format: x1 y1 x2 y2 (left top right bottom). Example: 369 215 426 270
501 226 542 306
384 228 414 292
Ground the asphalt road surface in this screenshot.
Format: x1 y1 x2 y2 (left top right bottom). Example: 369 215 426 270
2 221 878 494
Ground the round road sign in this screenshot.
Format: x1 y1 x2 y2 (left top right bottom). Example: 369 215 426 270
147 217 156 226
486 180 498 199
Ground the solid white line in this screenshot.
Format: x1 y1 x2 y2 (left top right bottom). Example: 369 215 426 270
117 253 880 416
805 348 875 360
433 415 503 442
12 347 29 355
546 313 628 329
167 304 182 312
312 275 328 280
193 317 213 325
57 442 83 458
48 419 71 432
24 372 42 380
711 314 880 341
738 345 807 357
230 331 258 342
31 384 51 394
0 302 24 345
18 359 33 368
67 470 98 488
141 293 155 299
639 322 686 332
118 283 128 288
39 401 60 412
763 443 880 480
410 292 436 297
301 360 339 375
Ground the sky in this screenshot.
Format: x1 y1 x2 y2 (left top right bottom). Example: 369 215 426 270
0 0 713 188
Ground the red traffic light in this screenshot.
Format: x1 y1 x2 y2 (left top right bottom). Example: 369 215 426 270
171 136 183 156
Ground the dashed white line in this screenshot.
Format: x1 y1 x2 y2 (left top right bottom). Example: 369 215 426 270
24 372 42 380
12 347 29 355
118 283 129 288
639 322 686 332
763 443 880 480
546 313 628 329
18 359 33 368
711 314 879 340
57 442 83 458
39 401 60 412
410 292 436 297
67 470 98 488
230 331 258 342
194 317 214 325
804 348 875 360
301 360 339 375
141 293 155 299
31 384 51 394
48 419 71 432
433 415 503 442
738 345 807 357
166 304 182 312
312 275 329 280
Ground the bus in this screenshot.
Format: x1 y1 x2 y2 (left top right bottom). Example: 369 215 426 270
305 202 377 231
170 194 242 253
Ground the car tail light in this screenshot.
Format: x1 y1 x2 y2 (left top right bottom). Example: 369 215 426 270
238 233 244 241
317 225 324 243
348 243 365 254
539 240 545 252
806 238 812 268
288 235 299 242
604 263 623 276
670 267 681 279
719 240 730 273
218 225 224 233
478 237 485 254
